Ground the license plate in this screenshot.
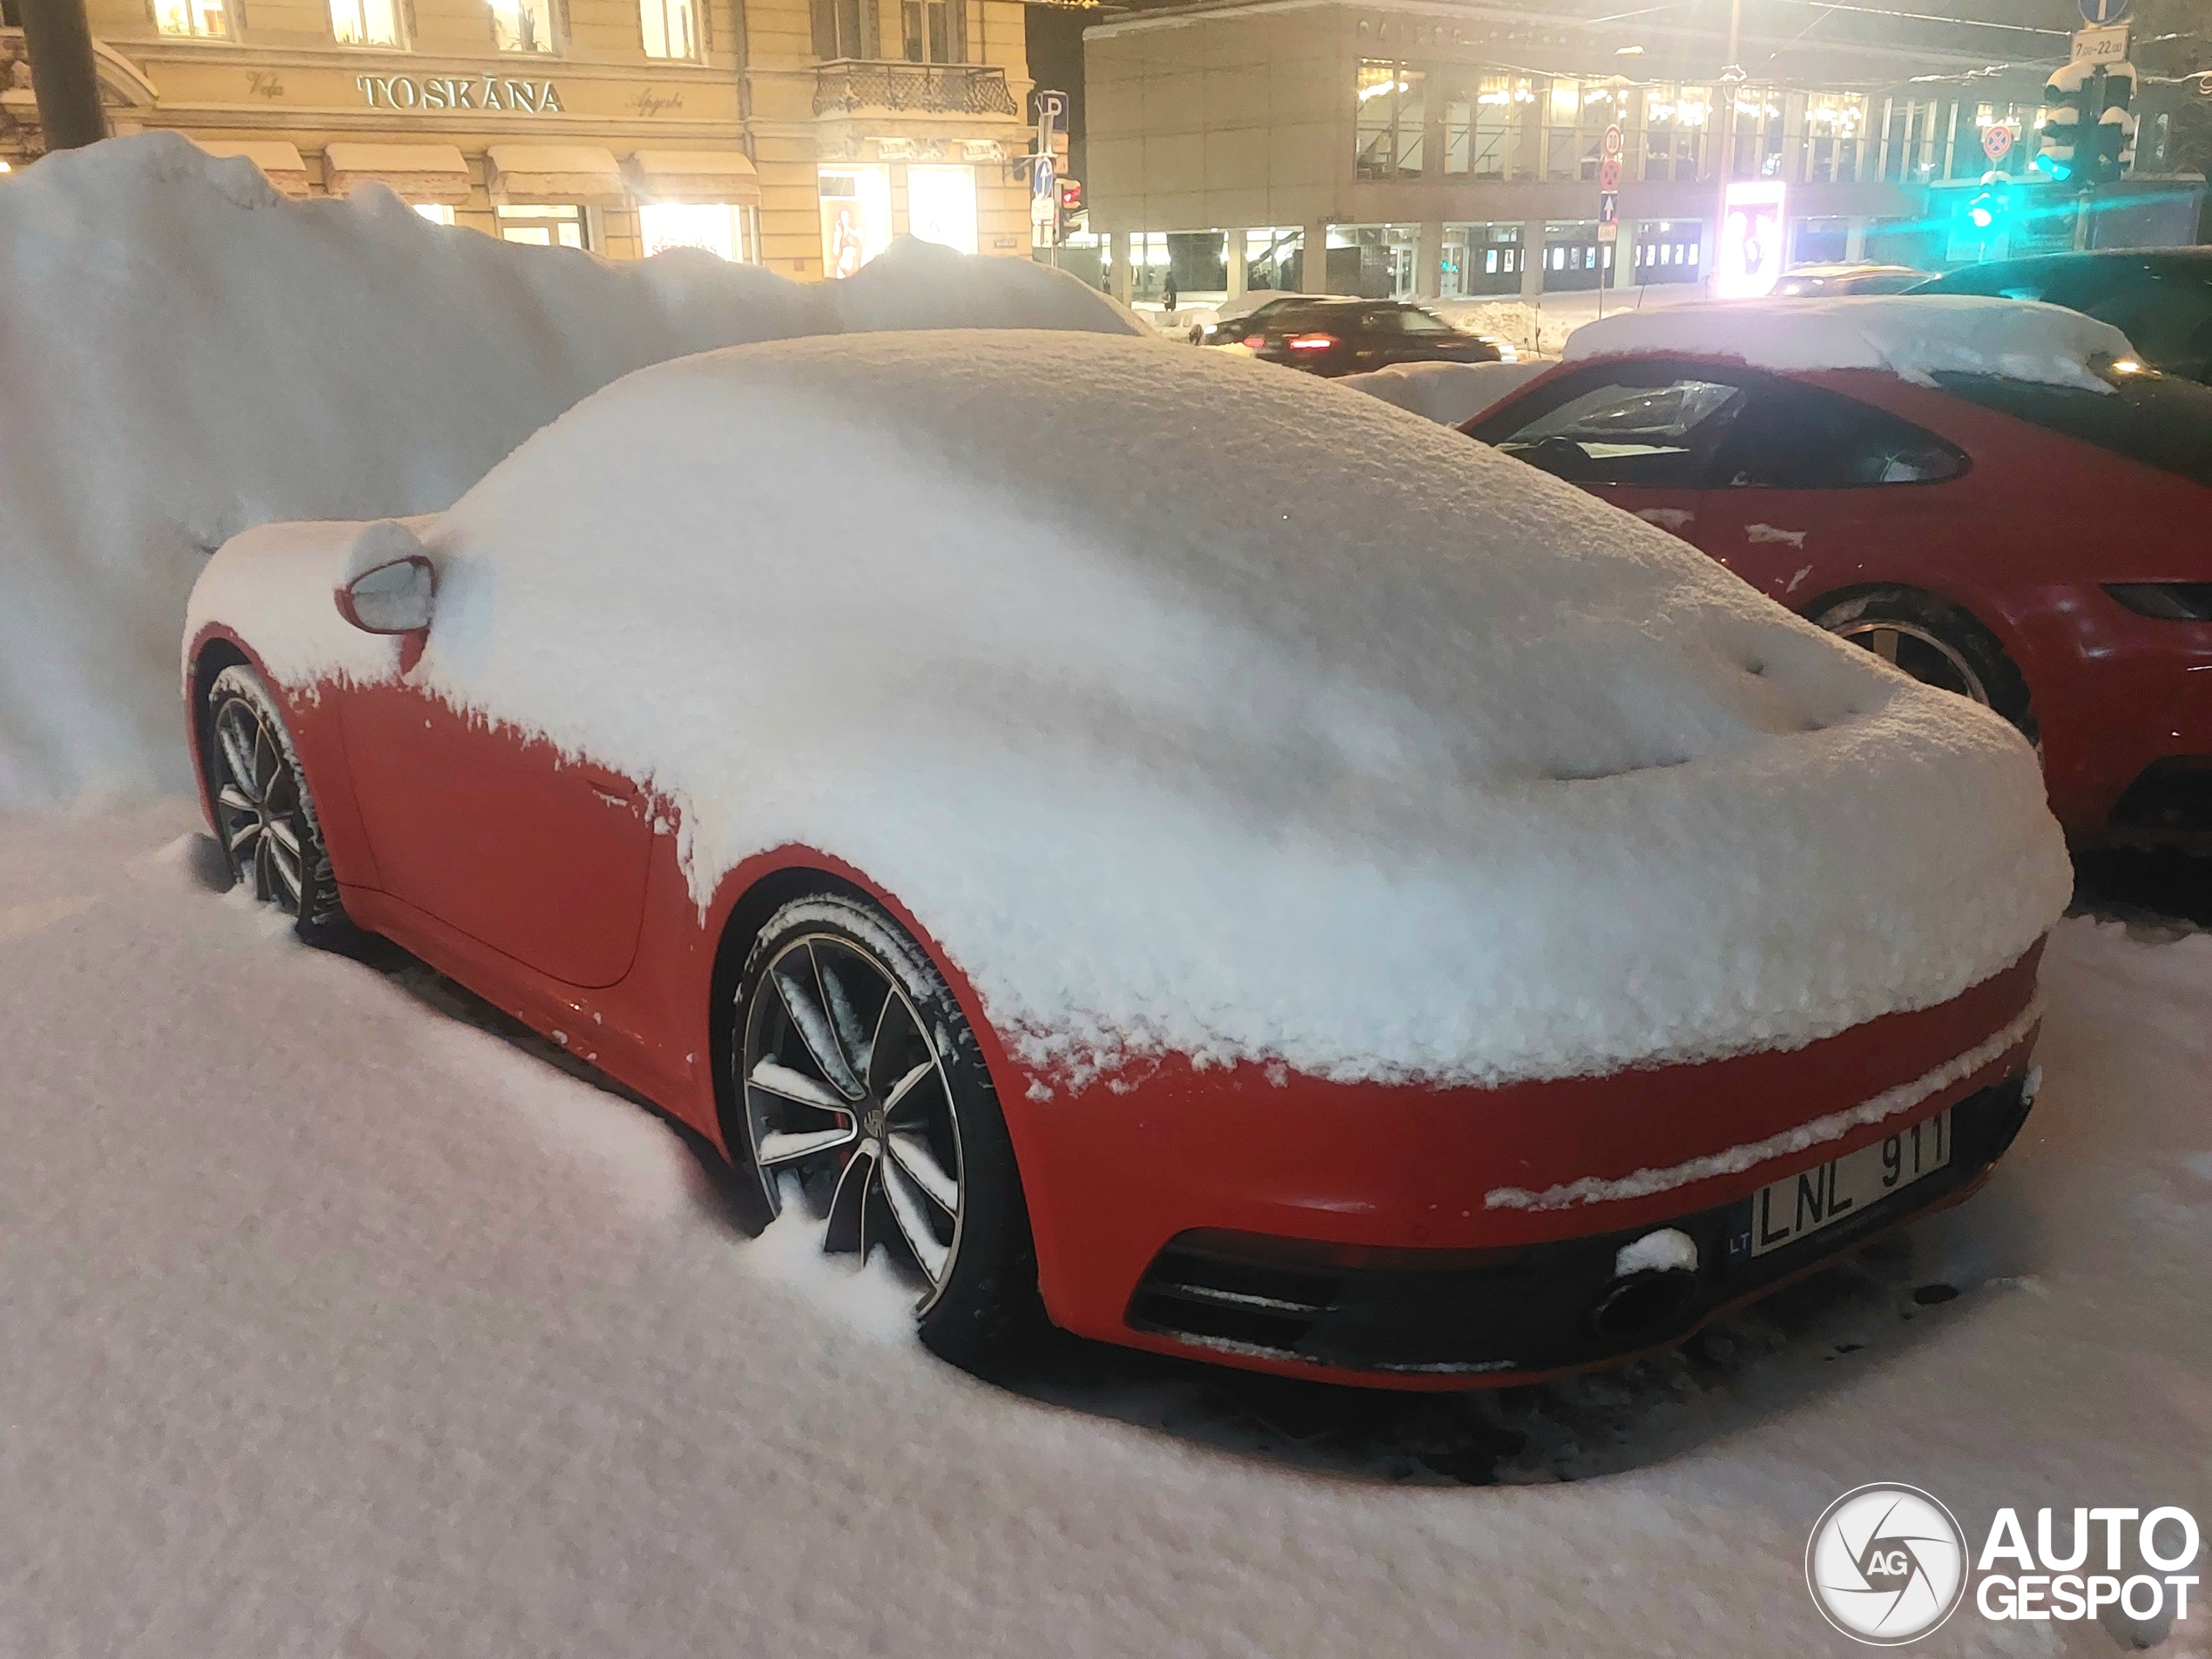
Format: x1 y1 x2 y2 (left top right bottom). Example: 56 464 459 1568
1748 1109 1952 1258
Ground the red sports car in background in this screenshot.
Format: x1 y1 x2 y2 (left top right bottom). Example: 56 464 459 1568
1466 302 2212 846
182 331 2064 1389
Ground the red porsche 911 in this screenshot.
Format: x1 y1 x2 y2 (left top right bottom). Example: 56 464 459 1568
1466 295 2212 849
183 330 2065 1387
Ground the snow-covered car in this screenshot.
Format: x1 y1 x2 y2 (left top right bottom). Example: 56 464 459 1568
184 330 2067 1386
1466 295 2212 848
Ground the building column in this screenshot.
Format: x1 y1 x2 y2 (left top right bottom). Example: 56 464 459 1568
1844 215 1868 260
1615 218 1636 295
1696 215 1718 293
1109 230 1133 305
1415 219 1445 300
1520 219 1546 301
1303 217 1329 293
1226 231 1248 300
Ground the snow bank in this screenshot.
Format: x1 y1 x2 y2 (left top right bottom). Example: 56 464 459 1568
1338 361 1548 426
1430 298 1577 360
1565 293 2134 390
193 331 2071 1089
0 132 1134 808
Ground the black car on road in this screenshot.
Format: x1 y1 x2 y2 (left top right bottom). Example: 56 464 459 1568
1238 298 1510 377
1912 249 2212 384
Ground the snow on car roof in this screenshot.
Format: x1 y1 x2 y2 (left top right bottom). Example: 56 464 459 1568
193 330 2070 1090
1564 293 2134 391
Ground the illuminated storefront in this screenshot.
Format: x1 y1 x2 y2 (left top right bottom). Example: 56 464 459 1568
1 0 1036 277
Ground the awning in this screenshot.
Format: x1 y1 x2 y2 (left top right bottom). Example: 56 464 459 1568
188 138 312 199
487 144 627 207
323 142 473 206
626 149 762 207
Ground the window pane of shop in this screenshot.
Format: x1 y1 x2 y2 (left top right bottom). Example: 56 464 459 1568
1355 61 1399 181
155 0 227 37
642 0 697 58
490 0 556 51
907 165 977 254
497 205 586 249
640 202 757 261
332 0 402 46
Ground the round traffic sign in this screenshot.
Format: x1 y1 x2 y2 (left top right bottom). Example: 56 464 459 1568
1981 123 2013 160
1602 123 1624 159
2079 0 2130 24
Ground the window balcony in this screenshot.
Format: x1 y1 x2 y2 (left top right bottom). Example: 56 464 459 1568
813 60 1018 118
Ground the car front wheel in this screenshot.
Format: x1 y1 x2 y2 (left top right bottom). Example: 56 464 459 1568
729 890 1041 1368
205 662 347 937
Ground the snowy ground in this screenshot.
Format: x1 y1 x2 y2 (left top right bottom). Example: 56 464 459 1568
3 799 2208 1656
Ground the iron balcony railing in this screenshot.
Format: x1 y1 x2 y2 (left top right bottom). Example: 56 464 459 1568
813 60 1018 118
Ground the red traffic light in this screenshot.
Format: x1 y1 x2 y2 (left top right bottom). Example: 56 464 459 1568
1059 179 1083 210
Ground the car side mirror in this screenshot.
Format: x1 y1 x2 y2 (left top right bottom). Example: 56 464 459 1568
336 554 435 634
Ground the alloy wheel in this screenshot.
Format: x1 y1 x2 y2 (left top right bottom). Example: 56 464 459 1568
1831 619 1992 709
211 694 307 910
740 933 967 1309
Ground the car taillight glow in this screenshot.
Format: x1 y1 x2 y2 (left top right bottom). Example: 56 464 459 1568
1241 334 1264 348
1287 333 1337 350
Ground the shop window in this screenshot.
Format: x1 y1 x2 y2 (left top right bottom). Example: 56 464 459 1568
641 0 697 58
1354 61 1425 181
819 167 891 278
905 165 977 253
330 0 401 45
153 0 227 37
489 0 556 52
640 202 758 261
811 0 871 59
415 204 456 226
900 0 961 62
497 204 586 249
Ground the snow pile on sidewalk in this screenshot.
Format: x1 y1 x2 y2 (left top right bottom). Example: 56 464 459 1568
1339 360 1548 426
1431 298 1578 360
1566 293 2134 389
0 133 1133 809
196 330 2070 1087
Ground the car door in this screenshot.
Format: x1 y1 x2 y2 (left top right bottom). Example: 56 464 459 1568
1467 359 1753 536
1685 375 1970 609
338 683 655 988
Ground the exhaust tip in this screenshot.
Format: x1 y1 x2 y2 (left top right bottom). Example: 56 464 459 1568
1589 1229 1703 1343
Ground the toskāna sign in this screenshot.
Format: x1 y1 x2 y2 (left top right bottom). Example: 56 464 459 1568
356 75 565 112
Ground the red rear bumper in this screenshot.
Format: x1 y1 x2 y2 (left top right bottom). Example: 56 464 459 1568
1006 946 2042 1387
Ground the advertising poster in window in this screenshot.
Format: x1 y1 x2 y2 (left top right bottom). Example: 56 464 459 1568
819 167 892 278
1716 180 1786 298
641 202 745 262
905 166 978 255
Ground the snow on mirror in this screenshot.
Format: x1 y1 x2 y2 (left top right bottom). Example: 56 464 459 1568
338 556 435 634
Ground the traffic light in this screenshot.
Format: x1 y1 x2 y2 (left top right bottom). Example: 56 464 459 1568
1966 172 2011 231
2088 62 2138 185
2037 57 2136 186
1057 177 1084 239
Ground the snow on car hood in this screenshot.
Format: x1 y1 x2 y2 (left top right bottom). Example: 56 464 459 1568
191 330 2071 1089
1565 293 2134 391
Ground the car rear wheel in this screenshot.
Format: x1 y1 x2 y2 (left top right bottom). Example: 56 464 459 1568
731 891 1041 1368
205 664 347 937
1810 588 2037 745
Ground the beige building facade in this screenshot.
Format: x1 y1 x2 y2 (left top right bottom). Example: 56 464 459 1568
0 0 1038 273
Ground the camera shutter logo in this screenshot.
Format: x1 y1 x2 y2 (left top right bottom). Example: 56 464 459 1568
1806 1484 1970 1644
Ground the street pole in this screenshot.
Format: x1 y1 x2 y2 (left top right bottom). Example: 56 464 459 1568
18 0 108 151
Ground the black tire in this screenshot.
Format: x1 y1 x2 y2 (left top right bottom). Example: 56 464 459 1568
204 664 349 941
1809 587 2037 745
727 889 1042 1370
